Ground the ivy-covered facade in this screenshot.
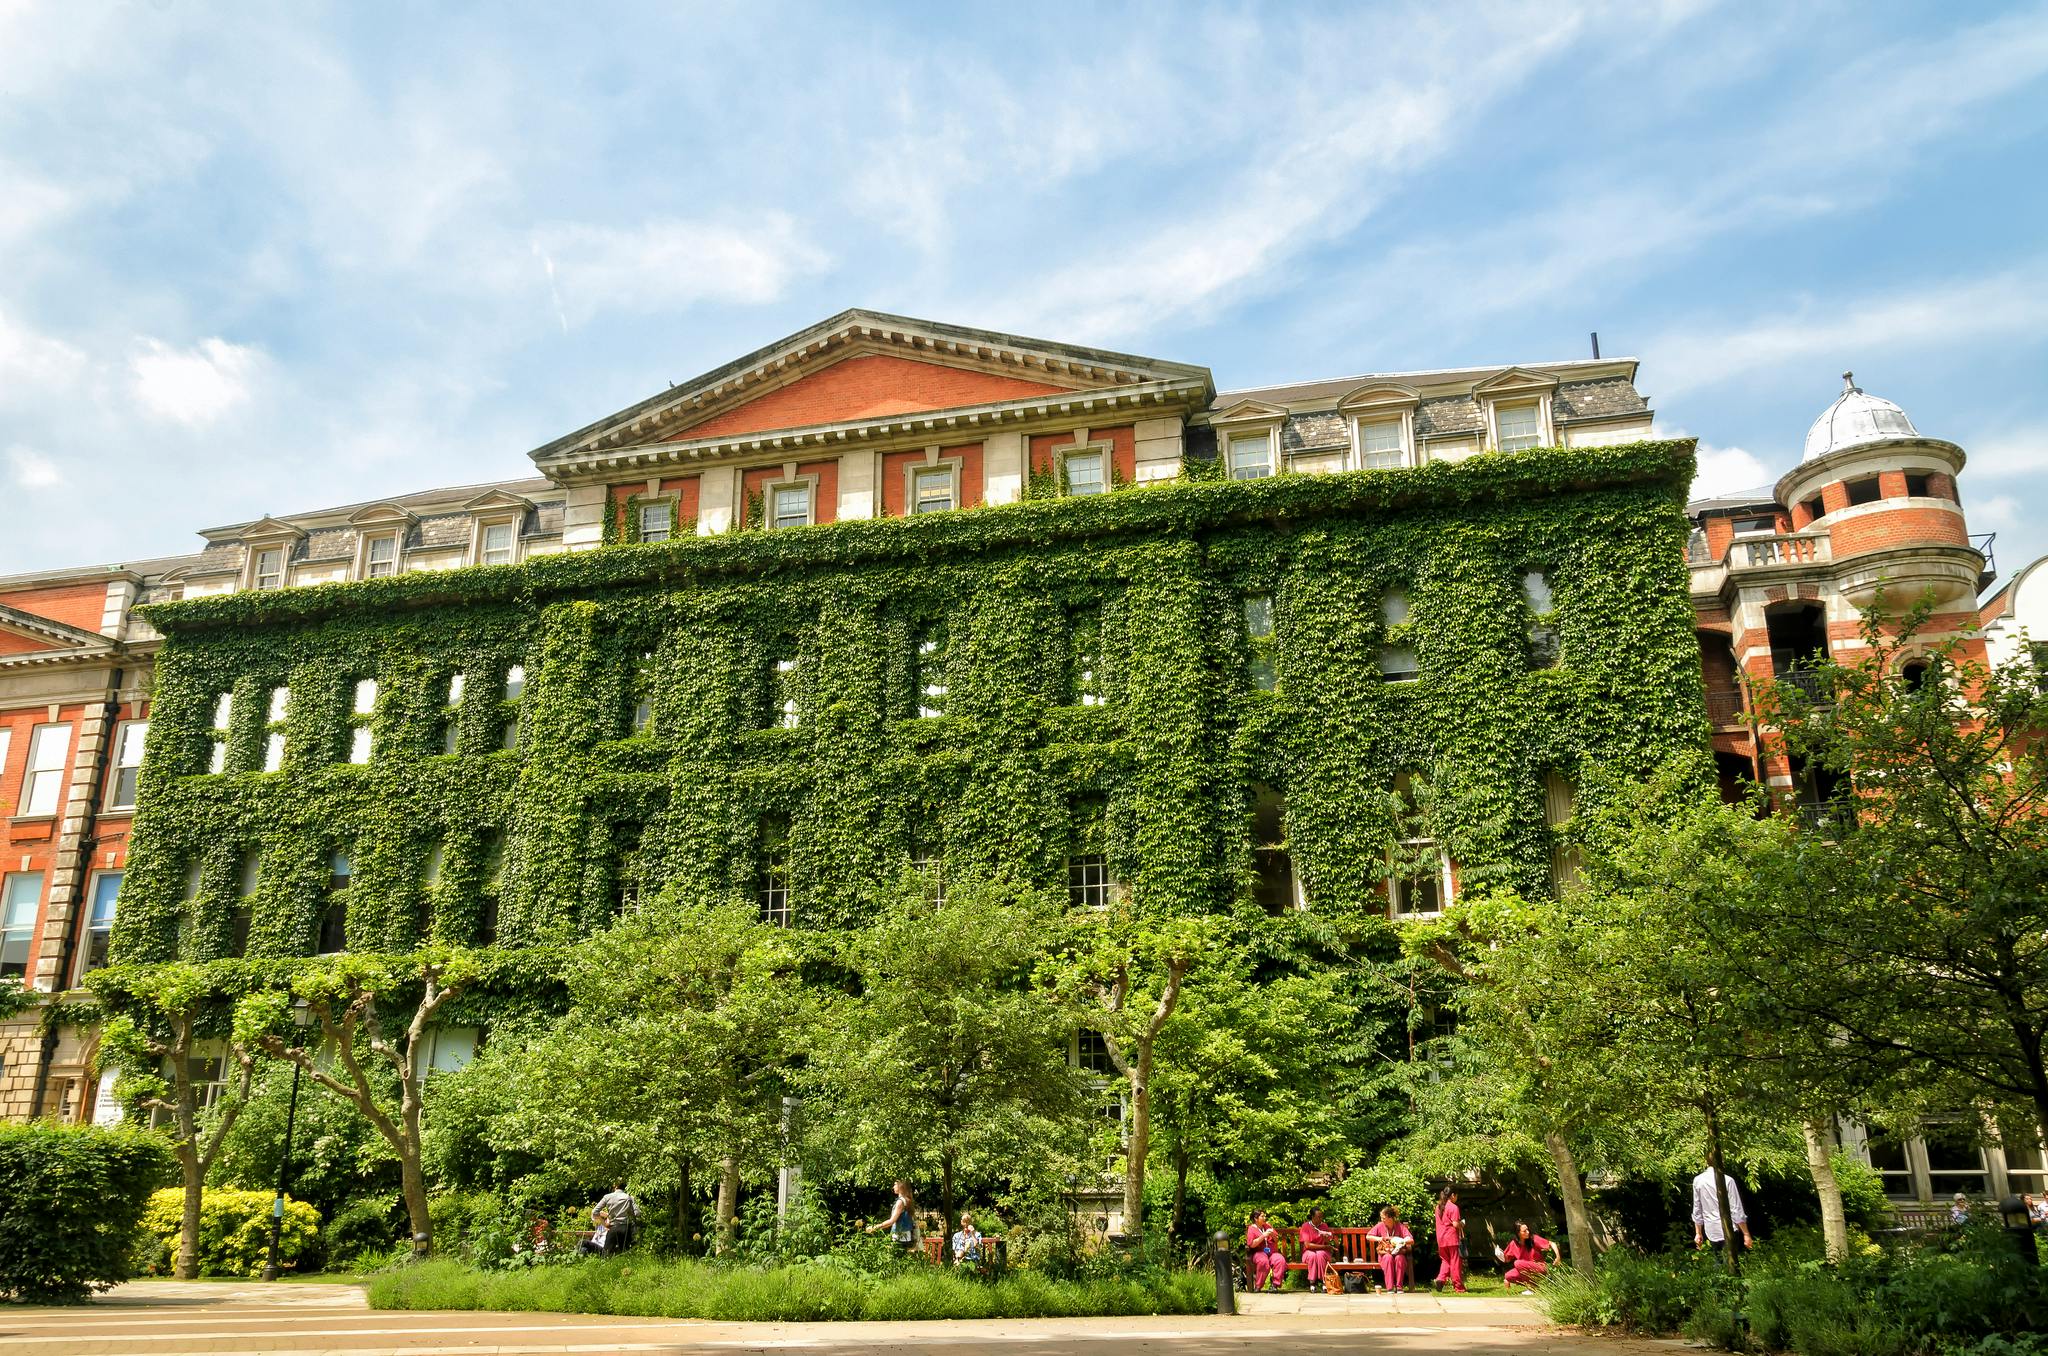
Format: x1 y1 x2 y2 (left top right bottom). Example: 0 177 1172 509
111 437 1705 968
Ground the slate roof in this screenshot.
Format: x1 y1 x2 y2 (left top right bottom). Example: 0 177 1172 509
1414 397 1485 438
1554 378 1648 422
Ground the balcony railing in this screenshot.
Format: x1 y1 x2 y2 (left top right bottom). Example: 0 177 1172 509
1771 669 1832 704
1973 531 1997 589
1735 532 1830 569
1703 687 1746 725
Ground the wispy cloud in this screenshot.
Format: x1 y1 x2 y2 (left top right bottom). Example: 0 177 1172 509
529 217 830 327
1646 261 2048 397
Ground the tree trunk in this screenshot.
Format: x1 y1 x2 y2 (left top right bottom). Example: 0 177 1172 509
941 1151 957 1262
399 1150 433 1256
672 1156 697 1253
1171 1144 1190 1243
1803 1117 1849 1263
715 1156 740 1253
175 1151 203 1280
1544 1131 1596 1278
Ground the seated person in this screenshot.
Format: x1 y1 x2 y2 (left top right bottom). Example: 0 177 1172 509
1497 1221 1559 1291
1245 1210 1285 1292
1366 1206 1414 1292
951 1213 988 1270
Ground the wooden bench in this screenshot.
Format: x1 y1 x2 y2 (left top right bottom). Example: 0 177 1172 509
1256 1226 1401 1288
919 1234 1006 1271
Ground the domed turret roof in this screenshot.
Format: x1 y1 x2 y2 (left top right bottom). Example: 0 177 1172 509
1803 372 1918 462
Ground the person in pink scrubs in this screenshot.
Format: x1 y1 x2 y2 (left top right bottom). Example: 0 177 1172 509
1245 1209 1285 1292
1297 1207 1335 1291
1432 1187 1466 1293
1365 1205 1414 1291
1497 1221 1559 1290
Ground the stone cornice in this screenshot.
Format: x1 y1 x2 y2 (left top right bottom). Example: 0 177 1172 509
536 377 1213 483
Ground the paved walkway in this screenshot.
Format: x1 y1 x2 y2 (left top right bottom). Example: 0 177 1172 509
0 1281 1676 1356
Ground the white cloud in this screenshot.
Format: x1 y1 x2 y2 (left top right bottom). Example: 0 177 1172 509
531 217 830 326
1690 440 1774 500
129 337 263 426
1971 494 2022 534
0 309 87 401
1960 430 2048 481
1646 262 2048 398
5 446 62 489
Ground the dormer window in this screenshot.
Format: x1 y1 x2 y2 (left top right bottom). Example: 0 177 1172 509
480 522 517 566
1496 403 1542 452
363 535 398 579
253 548 285 591
1358 419 1407 470
770 483 813 530
1227 431 1275 480
1063 448 1106 497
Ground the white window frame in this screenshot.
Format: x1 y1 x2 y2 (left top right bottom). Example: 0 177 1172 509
250 546 286 591
1061 446 1109 498
1355 416 1412 470
476 518 520 567
1067 853 1114 910
1226 430 1276 481
774 657 800 728
1 872 43 981
637 498 675 544
361 533 400 579
908 462 959 516
76 870 120 984
766 480 816 531
21 723 71 817
107 720 148 810
1490 399 1548 452
1379 645 1420 683
1389 848 1452 920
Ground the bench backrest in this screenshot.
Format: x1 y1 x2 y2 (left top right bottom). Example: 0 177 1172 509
1262 1224 1385 1262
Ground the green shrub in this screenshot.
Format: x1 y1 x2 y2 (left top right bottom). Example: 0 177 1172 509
0 1122 173 1302
139 1187 320 1277
324 1197 402 1266
1327 1160 1431 1230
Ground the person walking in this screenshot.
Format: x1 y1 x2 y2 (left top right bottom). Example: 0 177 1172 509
1691 1160 1754 1255
1298 1207 1334 1293
1366 1205 1414 1292
1245 1209 1285 1292
1432 1187 1466 1293
866 1180 921 1252
1497 1221 1559 1292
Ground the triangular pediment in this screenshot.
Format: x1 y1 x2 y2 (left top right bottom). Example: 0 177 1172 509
1472 367 1559 398
1335 382 1421 413
237 516 307 543
528 309 1213 470
347 502 420 527
1209 398 1290 425
0 602 108 655
462 490 532 513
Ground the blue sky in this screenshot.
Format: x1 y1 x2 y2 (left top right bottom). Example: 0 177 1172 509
2 0 2045 587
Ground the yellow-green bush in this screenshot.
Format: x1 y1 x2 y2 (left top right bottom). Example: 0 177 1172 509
140 1188 320 1277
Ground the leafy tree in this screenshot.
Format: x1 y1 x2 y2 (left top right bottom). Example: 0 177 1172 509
805 881 1083 1245
213 1058 399 1224
235 952 478 1254
91 963 258 1279
1757 603 2048 1158
481 897 814 1251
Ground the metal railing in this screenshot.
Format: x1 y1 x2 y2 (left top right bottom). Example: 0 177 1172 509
1771 670 1833 704
1703 687 1746 725
1973 531 1997 585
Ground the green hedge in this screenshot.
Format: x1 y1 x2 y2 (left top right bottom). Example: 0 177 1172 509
367 1255 1213 1320
0 1123 173 1302
138 1188 320 1277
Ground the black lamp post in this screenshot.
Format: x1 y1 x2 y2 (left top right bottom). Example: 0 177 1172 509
260 998 312 1282
1999 1194 2041 1268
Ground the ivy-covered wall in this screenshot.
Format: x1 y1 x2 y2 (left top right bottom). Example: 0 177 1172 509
113 440 1704 967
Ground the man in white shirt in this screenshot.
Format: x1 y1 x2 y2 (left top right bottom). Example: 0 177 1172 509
1691 1163 1754 1251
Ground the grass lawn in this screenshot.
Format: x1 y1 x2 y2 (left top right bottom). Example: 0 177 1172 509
369 1256 1214 1321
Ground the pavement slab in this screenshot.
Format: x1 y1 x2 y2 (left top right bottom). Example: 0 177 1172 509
0 1281 1681 1356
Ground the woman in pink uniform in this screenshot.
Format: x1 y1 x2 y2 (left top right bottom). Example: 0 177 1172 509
1297 1207 1334 1291
1497 1221 1559 1290
1365 1205 1413 1291
1432 1186 1466 1293
1245 1209 1285 1292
